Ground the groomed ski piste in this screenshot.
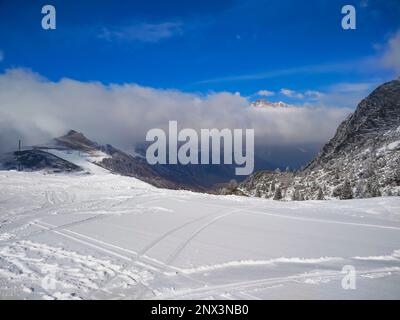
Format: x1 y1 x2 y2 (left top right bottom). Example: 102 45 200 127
1 149 400 300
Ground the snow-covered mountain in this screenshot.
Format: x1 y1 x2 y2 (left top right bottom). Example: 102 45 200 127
235 79 400 200
0 130 245 191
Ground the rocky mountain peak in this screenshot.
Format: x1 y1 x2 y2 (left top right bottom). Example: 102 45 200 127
54 130 99 151
234 79 400 200
345 79 400 135
66 129 79 136
306 79 400 170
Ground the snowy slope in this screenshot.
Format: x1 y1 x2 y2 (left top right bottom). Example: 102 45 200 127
45 149 111 175
1 170 400 299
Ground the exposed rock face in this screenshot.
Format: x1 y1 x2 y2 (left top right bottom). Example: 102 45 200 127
307 79 400 170
235 80 400 200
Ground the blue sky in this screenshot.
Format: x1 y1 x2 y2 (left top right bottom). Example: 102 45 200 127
0 0 399 103
0 0 400 157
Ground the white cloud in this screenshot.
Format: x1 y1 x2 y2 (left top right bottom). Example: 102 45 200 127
257 90 275 97
328 82 375 93
311 81 378 109
0 69 352 153
280 89 323 100
380 30 400 75
280 88 304 99
99 22 183 43
196 62 355 85
305 90 323 98
274 83 374 110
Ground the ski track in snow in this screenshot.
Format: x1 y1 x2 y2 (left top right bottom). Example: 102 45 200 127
1 170 400 299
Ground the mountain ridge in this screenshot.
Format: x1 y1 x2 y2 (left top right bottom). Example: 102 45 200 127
231 79 400 200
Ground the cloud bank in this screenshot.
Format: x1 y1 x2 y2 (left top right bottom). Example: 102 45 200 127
0 69 352 154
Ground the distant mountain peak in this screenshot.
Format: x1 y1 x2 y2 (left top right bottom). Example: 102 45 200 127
250 99 288 108
54 130 98 151
66 129 79 135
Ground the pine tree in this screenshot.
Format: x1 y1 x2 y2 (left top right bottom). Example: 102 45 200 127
354 181 364 198
227 179 238 192
394 167 400 184
372 185 381 197
291 188 300 201
365 178 381 198
333 167 340 184
270 181 276 192
273 187 282 200
340 180 353 200
316 187 324 200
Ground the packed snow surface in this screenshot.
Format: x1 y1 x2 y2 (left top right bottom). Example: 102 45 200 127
1 170 400 299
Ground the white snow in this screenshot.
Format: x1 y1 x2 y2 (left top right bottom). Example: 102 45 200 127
1 170 400 299
387 140 400 150
45 149 111 175
377 140 400 154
